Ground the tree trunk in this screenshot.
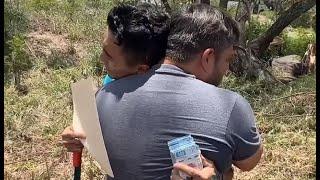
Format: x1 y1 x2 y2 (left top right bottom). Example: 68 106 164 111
230 0 315 80
161 0 172 14
229 0 263 79
235 0 253 46
249 0 316 57
219 0 229 10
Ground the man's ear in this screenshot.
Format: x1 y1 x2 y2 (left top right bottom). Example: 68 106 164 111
137 64 150 74
200 48 215 73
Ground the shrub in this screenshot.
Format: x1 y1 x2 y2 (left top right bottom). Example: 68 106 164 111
211 0 219 6
4 1 29 53
227 6 237 17
282 28 316 57
86 0 114 9
79 45 104 77
291 7 316 29
246 16 272 42
4 1 31 85
168 0 193 12
27 0 57 12
4 35 33 85
260 10 277 21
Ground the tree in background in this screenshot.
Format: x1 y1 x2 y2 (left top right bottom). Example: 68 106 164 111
157 0 315 80
231 0 315 79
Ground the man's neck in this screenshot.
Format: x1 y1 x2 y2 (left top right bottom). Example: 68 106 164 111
162 58 177 66
162 58 195 75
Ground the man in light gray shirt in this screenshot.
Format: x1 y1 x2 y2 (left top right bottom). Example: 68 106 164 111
96 4 262 180
62 4 263 180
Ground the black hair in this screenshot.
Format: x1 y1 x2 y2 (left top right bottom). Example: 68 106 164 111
107 3 169 67
166 4 240 63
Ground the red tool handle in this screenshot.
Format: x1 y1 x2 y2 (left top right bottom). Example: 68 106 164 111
73 150 82 167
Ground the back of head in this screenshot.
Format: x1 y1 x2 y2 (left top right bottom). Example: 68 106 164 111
107 3 170 67
166 4 240 63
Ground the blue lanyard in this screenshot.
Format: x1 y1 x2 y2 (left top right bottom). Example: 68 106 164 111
102 74 115 86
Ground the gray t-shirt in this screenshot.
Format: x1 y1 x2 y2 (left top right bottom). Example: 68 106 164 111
96 64 261 180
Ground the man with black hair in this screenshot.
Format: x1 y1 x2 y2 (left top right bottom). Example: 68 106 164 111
63 3 263 180
101 3 169 80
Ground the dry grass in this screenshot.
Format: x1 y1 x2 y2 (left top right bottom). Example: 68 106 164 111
5 69 316 179
4 67 104 179
4 0 316 179
222 74 316 180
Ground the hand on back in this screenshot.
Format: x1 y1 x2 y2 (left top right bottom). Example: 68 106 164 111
171 154 217 180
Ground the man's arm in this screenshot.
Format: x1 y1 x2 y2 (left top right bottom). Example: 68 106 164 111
227 94 263 172
233 144 263 171
171 155 235 180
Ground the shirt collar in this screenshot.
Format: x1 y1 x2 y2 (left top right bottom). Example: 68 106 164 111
151 64 196 79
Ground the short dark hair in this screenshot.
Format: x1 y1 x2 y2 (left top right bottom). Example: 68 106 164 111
107 3 169 67
166 4 240 63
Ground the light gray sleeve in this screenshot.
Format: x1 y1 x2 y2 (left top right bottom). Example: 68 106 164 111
227 94 261 161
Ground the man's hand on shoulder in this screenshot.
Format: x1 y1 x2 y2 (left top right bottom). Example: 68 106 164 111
61 126 86 152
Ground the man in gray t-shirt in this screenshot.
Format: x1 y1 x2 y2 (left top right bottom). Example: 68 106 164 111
62 4 263 180
96 4 262 180
97 64 261 179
